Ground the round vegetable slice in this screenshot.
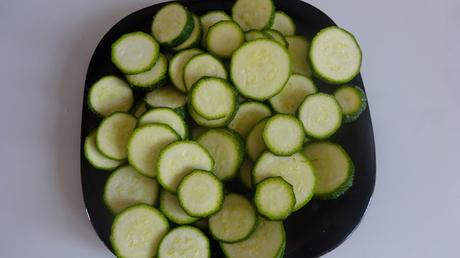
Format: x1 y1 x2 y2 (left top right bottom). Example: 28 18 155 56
262 114 304 156
160 190 199 225
126 54 168 90
88 76 134 117
228 101 272 138
254 177 295 220
200 11 232 47
271 11 296 36
169 48 203 92
183 53 227 91
334 85 367 122
263 29 288 48
151 3 194 47
138 108 188 139
269 74 317 114
286 36 311 76
158 226 210 258
206 20 245 59
246 118 268 161
84 130 123 170
189 105 237 128
172 14 202 51
232 0 275 31
145 86 187 110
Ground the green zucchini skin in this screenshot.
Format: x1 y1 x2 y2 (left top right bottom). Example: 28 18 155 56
334 85 367 122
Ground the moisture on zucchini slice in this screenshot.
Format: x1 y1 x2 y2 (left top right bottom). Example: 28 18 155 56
158 226 210 258
127 124 179 177
96 112 137 160
286 36 311 76
112 32 160 74
263 114 304 156
189 105 236 128
103 165 159 213
157 141 214 192
209 194 257 243
111 205 168 258
253 152 316 211
126 53 168 90
145 86 187 110
239 158 253 189
309 26 362 84
183 53 227 91
254 177 295 220
84 130 123 170
269 74 317 114
160 190 199 225
246 118 268 161
271 11 296 36
197 129 244 181
334 85 367 122
231 39 290 100
131 100 149 118
190 77 237 120
244 30 269 41
303 142 354 199
263 29 288 48
169 48 203 92
172 14 202 51
88 76 134 117
200 11 232 47
221 218 285 258
138 108 188 139
232 0 275 31
151 3 194 47
177 170 224 217
298 93 342 139
206 20 245 59
228 101 272 138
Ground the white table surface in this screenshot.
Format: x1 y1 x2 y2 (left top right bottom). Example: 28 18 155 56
1 0 459 257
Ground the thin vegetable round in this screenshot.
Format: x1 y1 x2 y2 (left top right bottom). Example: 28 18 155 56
263 114 304 156
254 177 295 220
334 85 367 122
88 76 134 117
206 20 245 58
151 3 194 47
126 54 168 90
158 226 210 258
183 53 227 91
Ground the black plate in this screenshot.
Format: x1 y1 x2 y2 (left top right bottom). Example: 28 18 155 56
81 0 376 257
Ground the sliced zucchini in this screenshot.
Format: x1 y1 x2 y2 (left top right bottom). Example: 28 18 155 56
190 77 237 120
200 11 232 47
209 194 257 243
84 130 123 170
145 86 187 110
177 170 224 217
157 141 214 192
126 54 167 90
189 105 236 128
172 14 202 51
103 165 159 213
88 76 134 117
245 118 268 161
254 177 295 220
169 48 203 92
160 190 199 225
197 129 244 181
151 3 194 47
158 226 209 258
286 36 311 76
309 26 362 84
183 53 227 91
221 218 285 258
239 159 253 189
206 20 244 59
232 0 275 31
231 39 290 100
334 85 367 122
191 126 208 140
253 152 316 211
228 101 272 138
263 29 288 48
271 11 296 36
131 100 149 118
269 74 317 114
111 205 168 258
96 112 137 160
263 114 304 156
298 93 342 139
303 142 354 199
127 124 179 177
138 108 188 139
112 32 159 74
244 30 269 41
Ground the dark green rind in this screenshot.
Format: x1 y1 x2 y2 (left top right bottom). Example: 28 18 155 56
125 54 168 91
159 190 200 225
200 11 232 48
334 85 367 123
168 48 203 93
152 3 195 47
254 177 295 221
158 226 211 258
172 14 203 51
206 20 245 59
262 114 304 156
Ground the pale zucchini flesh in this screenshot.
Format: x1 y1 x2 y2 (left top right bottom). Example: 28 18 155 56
172 14 202 51
334 85 367 122
145 86 187 109
189 105 236 128
228 101 272 138
88 76 134 117
126 54 168 90
206 20 245 58
151 3 194 47
138 108 188 139
262 114 304 156
244 30 269 41
269 74 317 114
183 53 227 91
232 0 275 31
160 190 199 225
286 36 311 76
246 118 268 161
200 11 232 47
271 11 296 36
84 131 123 170
169 48 203 92
254 177 295 220
158 226 210 258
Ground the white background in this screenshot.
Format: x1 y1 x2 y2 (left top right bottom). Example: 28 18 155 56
0 0 459 257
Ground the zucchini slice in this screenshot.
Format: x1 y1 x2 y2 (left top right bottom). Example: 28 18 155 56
88 76 134 117
151 3 194 47
191 126 208 140
303 142 354 199
309 26 362 84
84 130 123 170
172 14 202 51
231 39 290 100
197 129 244 181
189 105 236 128
286 36 311 76
96 112 137 160
183 53 227 91
157 141 214 192
169 48 203 92
271 11 296 36
127 124 179 177
200 11 232 47
263 114 304 156
221 218 285 258
206 20 245 59
111 205 168 258
145 86 187 110
160 190 199 225
131 100 149 118
177 170 224 217
190 77 237 120
239 158 253 189
253 152 316 211
334 85 367 122
228 101 272 138
298 93 342 139
111 32 159 74
246 118 268 161
269 74 317 114
158 226 210 258
232 0 275 31
209 194 257 243
103 165 159 213
138 108 188 139
244 30 269 41
263 29 288 48
254 177 295 220
126 53 167 90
